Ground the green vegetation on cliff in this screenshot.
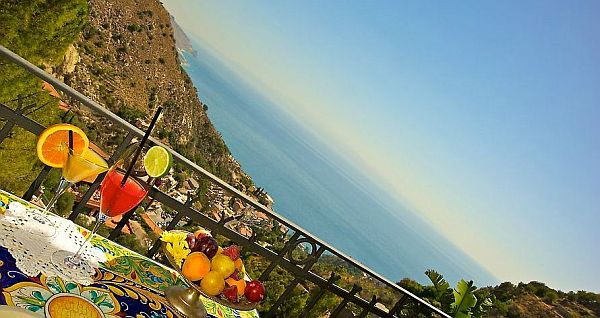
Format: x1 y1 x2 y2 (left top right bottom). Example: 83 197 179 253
0 0 88 194
399 272 600 318
0 0 87 63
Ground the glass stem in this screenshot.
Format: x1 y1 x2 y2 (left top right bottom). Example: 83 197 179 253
43 178 71 214
71 212 108 262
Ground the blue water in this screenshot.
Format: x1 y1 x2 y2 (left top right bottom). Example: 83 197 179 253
181 42 497 286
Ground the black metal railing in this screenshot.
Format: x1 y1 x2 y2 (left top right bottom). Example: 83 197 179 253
0 44 449 318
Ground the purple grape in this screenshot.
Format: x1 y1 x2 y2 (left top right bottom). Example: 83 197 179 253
186 233 197 251
193 236 219 258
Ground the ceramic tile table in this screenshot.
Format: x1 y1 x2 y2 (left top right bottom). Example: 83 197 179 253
0 189 259 318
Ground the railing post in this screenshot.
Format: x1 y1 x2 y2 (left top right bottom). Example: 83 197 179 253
0 117 16 144
23 166 52 201
108 202 142 241
300 272 341 317
263 276 303 318
0 101 45 135
330 284 362 317
357 295 379 318
387 294 410 317
0 97 24 143
258 232 301 281
265 243 326 317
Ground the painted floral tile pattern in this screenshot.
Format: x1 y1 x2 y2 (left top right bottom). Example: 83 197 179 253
0 190 259 318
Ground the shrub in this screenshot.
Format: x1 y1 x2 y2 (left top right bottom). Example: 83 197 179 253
127 23 143 32
82 24 97 39
544 291 559 304
116 105 146 122
91 65 105 76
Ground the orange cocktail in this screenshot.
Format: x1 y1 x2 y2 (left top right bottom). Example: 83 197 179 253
63 149 109 183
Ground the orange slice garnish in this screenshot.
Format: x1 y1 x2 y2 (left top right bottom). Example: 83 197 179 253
36 123 89 168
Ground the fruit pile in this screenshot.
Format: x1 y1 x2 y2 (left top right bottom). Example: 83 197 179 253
161 230 265 304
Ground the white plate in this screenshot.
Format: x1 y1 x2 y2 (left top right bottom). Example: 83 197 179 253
0 306 39 317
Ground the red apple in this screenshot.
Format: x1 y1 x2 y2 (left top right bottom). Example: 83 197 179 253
244 280 265 303
222 285 239 303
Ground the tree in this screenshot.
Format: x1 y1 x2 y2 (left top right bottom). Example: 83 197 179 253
398 278 424 296
422 270 493 318
0 0 88 195
425 269 454 312
543 290 559 304
452 280 477 318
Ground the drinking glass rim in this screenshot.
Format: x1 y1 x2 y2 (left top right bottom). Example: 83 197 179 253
67 148 110 169
107 166 150 190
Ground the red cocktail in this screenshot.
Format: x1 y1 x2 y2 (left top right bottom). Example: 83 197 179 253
53 166 149 271
100 168 148 217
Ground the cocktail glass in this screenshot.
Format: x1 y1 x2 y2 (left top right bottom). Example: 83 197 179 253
33 149 109 237
43 148 109 213
51 167 149 270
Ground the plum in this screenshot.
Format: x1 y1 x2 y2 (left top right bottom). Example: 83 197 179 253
193 236 219 259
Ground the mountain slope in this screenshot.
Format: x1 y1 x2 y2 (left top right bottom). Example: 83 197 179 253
63 0 246 183
170 15 195 56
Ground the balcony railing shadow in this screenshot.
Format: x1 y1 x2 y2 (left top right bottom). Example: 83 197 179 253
0 44 449 318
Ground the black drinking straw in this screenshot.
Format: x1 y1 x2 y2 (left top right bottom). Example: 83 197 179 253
120 106 163 187
68 130 74 153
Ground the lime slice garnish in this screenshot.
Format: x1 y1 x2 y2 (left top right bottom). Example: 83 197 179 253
144 146 172 178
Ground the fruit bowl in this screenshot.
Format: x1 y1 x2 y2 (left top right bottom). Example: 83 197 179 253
161 230 258 311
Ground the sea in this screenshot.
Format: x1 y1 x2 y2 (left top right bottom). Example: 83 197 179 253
180 41 497 287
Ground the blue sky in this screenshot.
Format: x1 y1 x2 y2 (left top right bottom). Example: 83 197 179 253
162 1 600 291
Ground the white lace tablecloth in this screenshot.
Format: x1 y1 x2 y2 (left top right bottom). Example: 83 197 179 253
0 202 106 285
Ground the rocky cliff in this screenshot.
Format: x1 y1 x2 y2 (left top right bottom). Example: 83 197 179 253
170 15 195 56
59 0 248 184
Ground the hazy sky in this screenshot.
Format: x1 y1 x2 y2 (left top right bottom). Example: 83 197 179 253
162 1 600 291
